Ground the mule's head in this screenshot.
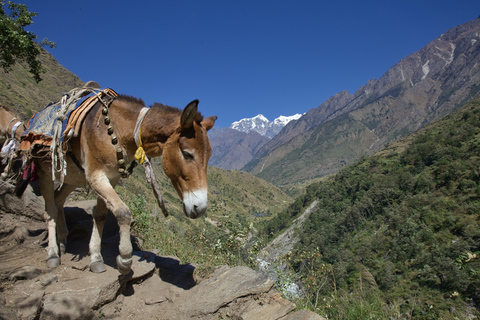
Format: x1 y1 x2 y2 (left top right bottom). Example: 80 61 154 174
162 100 217 219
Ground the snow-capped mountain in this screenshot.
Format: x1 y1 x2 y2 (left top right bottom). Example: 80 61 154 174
230 113 302 139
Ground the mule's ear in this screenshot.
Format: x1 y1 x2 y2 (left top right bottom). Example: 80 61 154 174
201 116 217 131
181 100 199 131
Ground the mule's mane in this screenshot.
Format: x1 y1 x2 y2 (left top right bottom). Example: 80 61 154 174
0 105 12 112
116 94 146 107
150 102 204 123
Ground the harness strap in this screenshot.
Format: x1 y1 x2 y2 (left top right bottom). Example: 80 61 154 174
133 107 149 165
132 107 169 218
134 107 149 146
10 121 23 138
5 116 17 133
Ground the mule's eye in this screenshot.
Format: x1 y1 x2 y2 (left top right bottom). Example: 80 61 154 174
182 150 194 160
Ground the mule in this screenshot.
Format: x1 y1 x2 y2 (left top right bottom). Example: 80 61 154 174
0 105 24 146
24 94 216 274
1 105 25 176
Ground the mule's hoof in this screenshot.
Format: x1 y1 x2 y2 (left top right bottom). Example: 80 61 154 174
60 243 67 255
90 261 106 273
46 256 60 268
116 255 132 275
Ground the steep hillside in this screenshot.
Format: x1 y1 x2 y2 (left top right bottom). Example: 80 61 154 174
0 48 84 119
260 96 480 319
245 17 480 187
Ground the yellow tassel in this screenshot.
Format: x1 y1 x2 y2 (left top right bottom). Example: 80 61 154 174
135 147 146 165
134 129 146 165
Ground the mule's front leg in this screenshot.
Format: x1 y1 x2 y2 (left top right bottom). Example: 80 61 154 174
115 202 133 275
89 173 133 275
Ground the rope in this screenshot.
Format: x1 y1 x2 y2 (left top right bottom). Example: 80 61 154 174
48 84 103 189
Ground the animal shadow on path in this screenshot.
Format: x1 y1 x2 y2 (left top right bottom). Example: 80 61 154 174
63 201 196 290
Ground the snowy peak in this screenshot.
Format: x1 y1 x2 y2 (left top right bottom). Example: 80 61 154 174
273 114 302 126
231 114 269 136
253 114 269 122
230 113 302 139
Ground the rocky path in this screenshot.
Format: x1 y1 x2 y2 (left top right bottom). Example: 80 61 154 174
0 184 324 320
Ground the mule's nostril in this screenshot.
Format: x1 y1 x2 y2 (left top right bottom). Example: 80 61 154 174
183 189 208 218
193 204 207 217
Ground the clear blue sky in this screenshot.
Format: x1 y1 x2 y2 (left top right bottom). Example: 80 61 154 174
21 1 480 128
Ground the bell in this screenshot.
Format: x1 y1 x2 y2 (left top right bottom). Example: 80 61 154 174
118 168 125 174
111 136 118 145
102 107 108 115
104 117 110 125
107 126 114 135
118 159 125 165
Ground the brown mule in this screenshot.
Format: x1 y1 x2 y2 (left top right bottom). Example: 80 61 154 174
26 94 216 274
0 105 25 176
0 105 24 146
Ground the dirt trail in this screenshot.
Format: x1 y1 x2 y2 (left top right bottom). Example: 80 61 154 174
0 186 324 320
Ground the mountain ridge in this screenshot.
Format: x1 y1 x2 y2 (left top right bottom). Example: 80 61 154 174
243 17 480 187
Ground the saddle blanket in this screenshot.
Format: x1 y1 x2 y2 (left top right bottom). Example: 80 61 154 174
19 88 117 151
19 101 78 149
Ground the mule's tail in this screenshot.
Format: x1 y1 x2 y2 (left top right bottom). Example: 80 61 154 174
15 171 30 197
14 159 32 197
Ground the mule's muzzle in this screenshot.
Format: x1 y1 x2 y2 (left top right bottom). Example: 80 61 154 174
183 203 207 219
183 189 208 219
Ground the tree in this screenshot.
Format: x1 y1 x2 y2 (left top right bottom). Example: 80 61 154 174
0 1 55 82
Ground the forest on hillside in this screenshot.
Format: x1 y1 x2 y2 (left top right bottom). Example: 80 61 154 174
260 97 480 319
